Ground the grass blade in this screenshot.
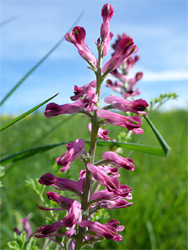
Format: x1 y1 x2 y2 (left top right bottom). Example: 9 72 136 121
0 16 17 27
0 141 165 165
0 11 84 106
0 142 69 164
95 141 164 156
0 93 58 132
0 115 170 164
144 116 171 156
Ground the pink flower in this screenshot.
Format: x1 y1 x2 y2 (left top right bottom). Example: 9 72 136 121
19 218 32 238
104 95 148 115
44 101 82 117
106 79 124 94
102 151 135 171
46 191 76 210
102 32 113 56
65 26 97 68
128 72 143 90
123 88 140 98
122 72 143 98
39 173 83 194
90 188 133 210
70 80 96 101
101 4 114 25
56 139 85 172
97 109 144 134
63 200 82 228
40 192 82 228
91 189 118 201
36 220 64 235
111 34 139 71
88 123 110 141
111 69 127 82
97 197 133 209
124 55 140 73
102 34 138 74
100 4 114 57
87 163 119 191
90 188 132 201
80 87 97 112
79 219 124 241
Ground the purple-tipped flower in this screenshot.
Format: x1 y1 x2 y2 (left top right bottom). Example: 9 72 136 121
47 192 82 226
37 191 81 240
79 219 124 241
111 35 139 71
90 188 133 210
56 139 85 172
124 55 140 73
91 188 132 201
87 163 119 191
80 87 98 112
123 72 143 98
70 80 96 101
46 191 76 210
102 34 138 74
106 79 124 94
63 200 82 228
88 123 110 141
101 4 114 24
97 109 144 134
36 220 64 235
111 69 127 82
102 151 135 171
100 4 114 56
65 26 97 68
127 72 143 89
97 197 133 209
39 173 83 194
123 88 140 98
104 95 148 116
45 101 82 118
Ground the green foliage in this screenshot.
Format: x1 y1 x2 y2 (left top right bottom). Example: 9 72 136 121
25 178 46 203
7 232 38 250
0 115 170 167
92 209 110 221
149 92 178 112
0 93 59 132
0 110 187 249
0 166 5 188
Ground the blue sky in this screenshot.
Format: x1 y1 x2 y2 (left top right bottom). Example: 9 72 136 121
1 0 188 114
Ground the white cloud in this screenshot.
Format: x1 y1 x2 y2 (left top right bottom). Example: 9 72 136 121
142 70 188 82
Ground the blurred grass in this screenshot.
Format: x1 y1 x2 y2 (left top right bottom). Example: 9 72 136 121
0 109 187 249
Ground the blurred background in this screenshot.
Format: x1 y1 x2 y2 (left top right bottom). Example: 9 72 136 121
0 0 187 250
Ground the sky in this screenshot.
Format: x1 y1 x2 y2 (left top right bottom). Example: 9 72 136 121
1 0 188 114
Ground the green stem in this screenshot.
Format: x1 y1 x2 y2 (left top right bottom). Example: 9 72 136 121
75 46 104 250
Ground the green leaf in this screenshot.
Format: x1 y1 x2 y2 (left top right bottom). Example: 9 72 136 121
0 93 58 132
0 116 170 166
0 11 84 106
95 141 164 156
0 141 69 164
144 116 170 156
26 237 38 250
7 241 20 249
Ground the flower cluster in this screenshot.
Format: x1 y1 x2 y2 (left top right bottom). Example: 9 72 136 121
106 33 144 99
35 3 149 249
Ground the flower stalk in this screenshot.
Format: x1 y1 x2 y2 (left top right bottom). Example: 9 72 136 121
35 3 149 249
